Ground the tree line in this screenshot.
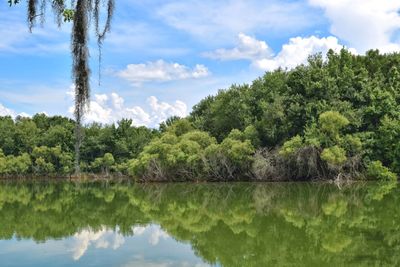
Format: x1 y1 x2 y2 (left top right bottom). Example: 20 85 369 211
0 49 399 181
0 114 156 177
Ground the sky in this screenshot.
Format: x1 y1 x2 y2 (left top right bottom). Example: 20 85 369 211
0 0 399 127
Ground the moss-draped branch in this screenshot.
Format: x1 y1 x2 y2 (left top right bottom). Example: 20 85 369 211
12 0 115 173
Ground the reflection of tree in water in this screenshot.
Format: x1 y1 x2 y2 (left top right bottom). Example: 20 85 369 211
0 181 398 266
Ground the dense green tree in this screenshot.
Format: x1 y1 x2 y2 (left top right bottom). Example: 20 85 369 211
91 152 115 175
0 49 399 180
0 117 16 155
189 49 400 180
31 146 73 175
0 114 156 177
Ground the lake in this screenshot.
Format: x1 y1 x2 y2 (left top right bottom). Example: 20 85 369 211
0 180 398 266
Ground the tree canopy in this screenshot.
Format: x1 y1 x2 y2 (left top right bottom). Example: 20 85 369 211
0 49 399 181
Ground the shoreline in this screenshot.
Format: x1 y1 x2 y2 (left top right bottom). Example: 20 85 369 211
0 175 382 185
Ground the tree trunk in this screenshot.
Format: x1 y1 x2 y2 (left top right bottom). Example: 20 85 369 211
74 111 82 175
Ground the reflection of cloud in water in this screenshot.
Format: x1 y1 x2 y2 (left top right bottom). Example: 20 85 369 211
132 225 169 246
72 225 173 261
132 226 146 236
72 226 125 260
149 228 169 246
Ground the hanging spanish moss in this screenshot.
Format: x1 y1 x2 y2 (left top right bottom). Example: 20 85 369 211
20 0 115 174
72 0 90 174
27 0 38 32
51 0 65 27
94 0 114 85
39 0 46 25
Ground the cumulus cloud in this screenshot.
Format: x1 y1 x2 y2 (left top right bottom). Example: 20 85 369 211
68 91 187 128
204 33 272 61
255 35 356 71
117 60 210 86
309 0 400 53
206 34 355 71
0 103 16 117
0 103 32 118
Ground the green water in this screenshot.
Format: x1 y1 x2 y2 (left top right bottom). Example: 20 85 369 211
0 180 399 266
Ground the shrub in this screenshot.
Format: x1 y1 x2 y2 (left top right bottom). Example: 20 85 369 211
321 146 347 166
318 111 349 138
280 135 303 157
366 161 397 181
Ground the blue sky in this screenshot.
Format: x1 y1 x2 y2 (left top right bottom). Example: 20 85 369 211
0 0 399 127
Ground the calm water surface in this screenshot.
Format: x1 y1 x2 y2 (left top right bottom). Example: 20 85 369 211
0 181 398 266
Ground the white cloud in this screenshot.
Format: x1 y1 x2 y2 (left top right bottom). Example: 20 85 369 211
17 112 31 118
0 103 32 118
206 34 356 71
204 33 272 61
309 0 400 53
156 0 318 43
255 35 356 71
117 60 210 85
0 103 16 117
68 92 187 128
147 96 187 123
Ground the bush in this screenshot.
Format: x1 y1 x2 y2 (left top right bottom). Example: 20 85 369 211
321 146 347 166
280 135 303 157
366 161 397 181
129 128 255 181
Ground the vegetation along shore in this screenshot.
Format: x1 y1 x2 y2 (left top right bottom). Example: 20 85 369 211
1 49 399 182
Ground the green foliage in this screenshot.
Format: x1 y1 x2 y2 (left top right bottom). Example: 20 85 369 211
0 114 156 177
220 132 255 166
1 153 31 176
280 135 303 157
91 153 115 174
375 115 400 173
1 49 399 180
321 146 347 166
319 111 349 140
62 9 74 22
189 49 400 179
159 116 181 133
166 118 194 136
31 146 73 175
367 161 397 181
129 128 254 181
243 125 261 147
